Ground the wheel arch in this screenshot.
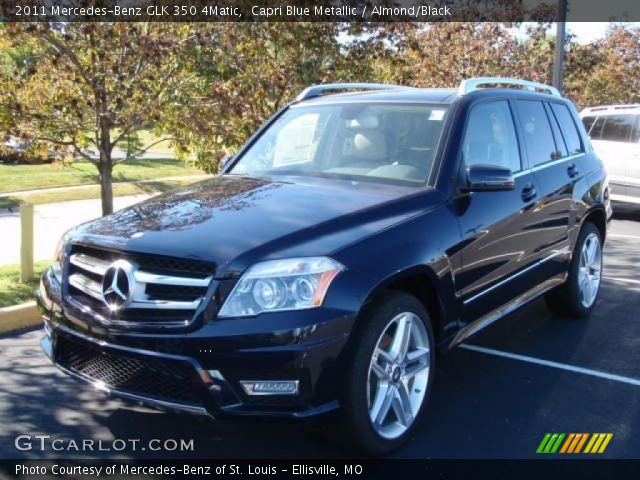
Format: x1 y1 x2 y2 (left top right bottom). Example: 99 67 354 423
356 265 449 342
580 206 607 243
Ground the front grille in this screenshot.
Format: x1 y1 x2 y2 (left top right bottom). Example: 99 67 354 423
65 245 215 328
71 245 214 278
56 333 206 406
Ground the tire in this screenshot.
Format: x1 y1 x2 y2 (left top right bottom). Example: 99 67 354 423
334 291 436 456
544 222 603 318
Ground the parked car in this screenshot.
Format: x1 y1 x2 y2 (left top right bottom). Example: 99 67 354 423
37 78 610 455
0 138 58 164
581 104 640 205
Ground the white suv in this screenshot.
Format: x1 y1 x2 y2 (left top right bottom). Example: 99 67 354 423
581 105 640 205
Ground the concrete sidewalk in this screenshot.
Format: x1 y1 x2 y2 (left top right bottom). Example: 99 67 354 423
0 194 152 266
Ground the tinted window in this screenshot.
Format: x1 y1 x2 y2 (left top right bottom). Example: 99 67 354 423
514 100 558 166
633 117 640 143
552 104 583 155
545 104 568 158
582 115 597 134
462 100 521 172
589 116 606 139
601 114 636 142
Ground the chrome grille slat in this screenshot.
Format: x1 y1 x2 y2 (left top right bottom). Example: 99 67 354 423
70 253 110 276
134 270 212 287
66 247 213 327
129 299 201 310
68 273 103 301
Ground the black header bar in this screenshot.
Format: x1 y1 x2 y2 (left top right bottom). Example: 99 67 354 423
3 459 640 480
1 0 640 22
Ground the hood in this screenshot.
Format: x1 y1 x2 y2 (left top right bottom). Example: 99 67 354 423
71 175 439 276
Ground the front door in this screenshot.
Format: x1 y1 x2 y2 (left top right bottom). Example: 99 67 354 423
453 100 542 322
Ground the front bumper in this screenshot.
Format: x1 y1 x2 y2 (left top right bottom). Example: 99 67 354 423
37 269 354 419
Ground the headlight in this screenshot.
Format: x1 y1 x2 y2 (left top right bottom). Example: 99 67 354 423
51 234 68 283
218 257 344 317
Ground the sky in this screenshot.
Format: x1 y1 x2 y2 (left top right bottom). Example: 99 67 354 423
567 22 609 43
518 22 638 43
566 22 613 43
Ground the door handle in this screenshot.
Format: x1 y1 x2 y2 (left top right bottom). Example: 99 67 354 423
567 163 579 178
521 182 537 202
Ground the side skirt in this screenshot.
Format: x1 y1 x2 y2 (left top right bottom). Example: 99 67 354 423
446 273 567 349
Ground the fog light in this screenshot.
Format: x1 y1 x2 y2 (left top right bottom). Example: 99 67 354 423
240 380 299 396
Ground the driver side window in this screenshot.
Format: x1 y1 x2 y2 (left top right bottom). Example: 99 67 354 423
462 101 521 172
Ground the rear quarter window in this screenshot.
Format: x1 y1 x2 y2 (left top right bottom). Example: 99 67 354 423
551 104 583 155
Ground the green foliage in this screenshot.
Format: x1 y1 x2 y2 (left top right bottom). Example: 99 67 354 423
0 23 201 214
2 21 640 193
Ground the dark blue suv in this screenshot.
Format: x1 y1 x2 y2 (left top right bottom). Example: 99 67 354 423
37 78 611 455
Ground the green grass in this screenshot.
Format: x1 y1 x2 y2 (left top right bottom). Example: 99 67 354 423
0 177 206 210
0 261 50 308
0 157 202 194
123 129 173 153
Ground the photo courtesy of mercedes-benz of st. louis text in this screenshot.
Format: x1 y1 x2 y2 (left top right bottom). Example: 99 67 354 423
38 78 611 455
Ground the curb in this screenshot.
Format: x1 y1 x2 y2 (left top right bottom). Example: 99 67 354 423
0 301 40 334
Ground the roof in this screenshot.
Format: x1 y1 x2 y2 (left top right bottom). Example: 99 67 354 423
298 88 459 105
297 86 567 107
581 104 640 115
294 78 563 106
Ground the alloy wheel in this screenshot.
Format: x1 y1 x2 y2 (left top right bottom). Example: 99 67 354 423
367 312 430 439
578 232 602 309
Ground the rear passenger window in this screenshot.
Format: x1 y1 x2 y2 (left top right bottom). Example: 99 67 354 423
582 116 597 134
462 100 521 172
514 100 558 166
551 104 583 155
601 114 636 142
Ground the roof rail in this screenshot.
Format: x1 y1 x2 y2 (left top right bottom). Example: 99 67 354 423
295 83 410 102
458 77 561 97
582 104 640 113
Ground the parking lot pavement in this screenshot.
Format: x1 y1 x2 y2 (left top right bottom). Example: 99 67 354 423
1 214 639 459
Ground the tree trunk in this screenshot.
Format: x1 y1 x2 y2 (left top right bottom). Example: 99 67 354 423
98 110 113 216
99 157 114 216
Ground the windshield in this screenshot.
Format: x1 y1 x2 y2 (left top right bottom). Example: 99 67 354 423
230 102 448 186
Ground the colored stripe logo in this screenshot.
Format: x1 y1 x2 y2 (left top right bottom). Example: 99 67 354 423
537 433 613 454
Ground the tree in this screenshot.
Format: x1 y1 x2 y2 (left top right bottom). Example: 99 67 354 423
165 23 355 173
0 23 201 215
566 25 640 108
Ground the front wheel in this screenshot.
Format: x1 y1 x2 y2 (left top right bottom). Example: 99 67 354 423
545 222 603 317
338 291 435 456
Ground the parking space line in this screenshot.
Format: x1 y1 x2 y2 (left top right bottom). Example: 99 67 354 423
608 233 640 240
459 344 640 387
603 276 640 286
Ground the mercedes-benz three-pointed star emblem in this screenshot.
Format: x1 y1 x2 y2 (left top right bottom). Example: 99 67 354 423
101 260 135 310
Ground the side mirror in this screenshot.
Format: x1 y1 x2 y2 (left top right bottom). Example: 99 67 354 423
462 163 515 192
218 154 234 174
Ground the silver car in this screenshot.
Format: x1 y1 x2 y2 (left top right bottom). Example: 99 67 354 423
581 105 640 205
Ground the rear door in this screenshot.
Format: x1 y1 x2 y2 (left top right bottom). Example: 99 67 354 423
512 100 574 267
454 99 543 321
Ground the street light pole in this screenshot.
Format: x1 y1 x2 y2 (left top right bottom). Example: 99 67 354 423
552 0 568 93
